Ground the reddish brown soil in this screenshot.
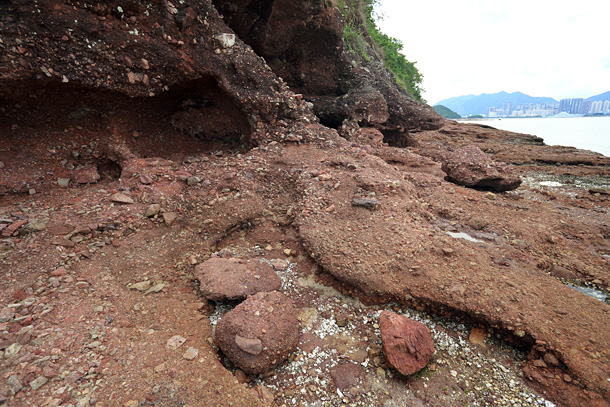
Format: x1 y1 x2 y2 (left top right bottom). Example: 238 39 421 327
2 1 610 406
2 107 610 406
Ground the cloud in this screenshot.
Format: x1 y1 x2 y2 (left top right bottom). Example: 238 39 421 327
376 0 610 103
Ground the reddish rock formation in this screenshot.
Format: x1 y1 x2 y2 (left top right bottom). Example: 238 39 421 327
195 257 282 301
212 0 443 142
379 311 435 376
214 291 299 375
441 144 522 191
2 0 610 405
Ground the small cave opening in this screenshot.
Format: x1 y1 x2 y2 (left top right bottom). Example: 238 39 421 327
381 129 419 148
317 113 345 130
97 157 122 181
0 77 253 194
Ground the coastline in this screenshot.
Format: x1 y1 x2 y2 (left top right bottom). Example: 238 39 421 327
455 116 610 157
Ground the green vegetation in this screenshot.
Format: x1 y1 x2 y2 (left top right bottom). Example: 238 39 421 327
334 0 425 102
433 105 461 119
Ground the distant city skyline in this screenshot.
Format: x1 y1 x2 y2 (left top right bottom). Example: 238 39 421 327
376 0 610 105
487 98 610 118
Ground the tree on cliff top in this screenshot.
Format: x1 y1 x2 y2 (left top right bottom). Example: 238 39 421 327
335 0 425 102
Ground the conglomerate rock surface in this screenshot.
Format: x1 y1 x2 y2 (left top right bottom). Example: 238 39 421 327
1 1 610 407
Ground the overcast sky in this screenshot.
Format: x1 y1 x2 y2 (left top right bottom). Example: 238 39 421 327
375 0 610 104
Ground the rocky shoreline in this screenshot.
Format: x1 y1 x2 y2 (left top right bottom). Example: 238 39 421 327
1 1 610 406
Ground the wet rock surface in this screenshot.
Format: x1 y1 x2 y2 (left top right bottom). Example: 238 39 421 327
214 291 299 375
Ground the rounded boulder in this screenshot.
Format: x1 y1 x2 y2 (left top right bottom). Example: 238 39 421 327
214 291 299 375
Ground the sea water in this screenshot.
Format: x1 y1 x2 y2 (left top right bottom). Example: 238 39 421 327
463 116 610 157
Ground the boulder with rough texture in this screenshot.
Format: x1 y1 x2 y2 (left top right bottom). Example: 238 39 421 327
442 145 522 191
195 257 282 301
72 166 100 184
379 311 435 376
214 291 299 375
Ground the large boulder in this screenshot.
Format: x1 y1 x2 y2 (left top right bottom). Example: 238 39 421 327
214 291 299 375
195 257 282 301
442 145 522 191
379 311 435 376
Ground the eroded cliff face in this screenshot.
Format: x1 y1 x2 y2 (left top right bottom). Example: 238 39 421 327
2 2 610 407
212 0 443 144
0 0 318 147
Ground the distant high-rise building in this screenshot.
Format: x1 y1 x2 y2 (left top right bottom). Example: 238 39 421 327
590 101 603 113
582 100 592 114
603 100 610 114
569 98 584 114
559 99 571 113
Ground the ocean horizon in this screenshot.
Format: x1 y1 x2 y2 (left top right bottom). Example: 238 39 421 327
461 116 610 157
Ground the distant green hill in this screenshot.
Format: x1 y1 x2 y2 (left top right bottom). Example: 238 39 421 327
435 91 557 117
433 105 461 119
586 91 610 101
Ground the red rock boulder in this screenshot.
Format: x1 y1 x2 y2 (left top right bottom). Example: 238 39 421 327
214 291 299 375
195 257 282 301
442 144 522 191
379 311 435 376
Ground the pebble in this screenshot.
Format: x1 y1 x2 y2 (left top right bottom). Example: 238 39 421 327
0 307 15 323
235 335 263 355
214 33 236 49
6 375 22 395
5 342 22 358
111 193 134 204
469 327 488 349
442 247 454 256
166 335 186 351
145 282 166 295
352 197 378 209
162 212 178 226
183 346 199 360
589 188 610 196
186 176 201 186
270 259 289 271
140 174 154 184
335 312 349 327
145 204 161 217
543 353 559 366
50 267 67 277
57 178 70 187
29 375 48 390
131 281 151 291
23 218 48 233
